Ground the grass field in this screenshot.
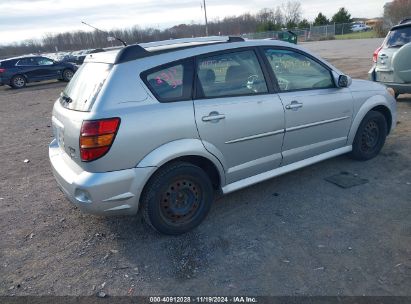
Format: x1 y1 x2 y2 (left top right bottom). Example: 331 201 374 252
335 30 379 40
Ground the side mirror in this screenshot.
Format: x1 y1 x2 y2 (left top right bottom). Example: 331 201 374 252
338 75 349 87
332 71 352 88
338 75 352 87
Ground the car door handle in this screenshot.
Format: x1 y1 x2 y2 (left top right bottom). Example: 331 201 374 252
202 112 226 122
285 101 303 110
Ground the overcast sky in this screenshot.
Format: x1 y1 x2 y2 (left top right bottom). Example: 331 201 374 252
0 0 388 44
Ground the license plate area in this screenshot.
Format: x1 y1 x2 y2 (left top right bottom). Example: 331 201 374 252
376 71 394 83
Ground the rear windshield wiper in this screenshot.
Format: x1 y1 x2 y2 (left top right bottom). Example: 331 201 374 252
388 44 405 48
60 92 73 103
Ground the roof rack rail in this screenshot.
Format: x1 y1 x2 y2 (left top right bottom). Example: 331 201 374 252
140 36 243 48
115 36 244 64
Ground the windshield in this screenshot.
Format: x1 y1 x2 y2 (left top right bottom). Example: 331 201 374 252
384 27 411 48
61 63 112 111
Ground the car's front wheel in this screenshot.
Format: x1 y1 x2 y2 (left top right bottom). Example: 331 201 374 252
350 110 387 161
62 69 74 82
141 162 214 235
10 75 26 89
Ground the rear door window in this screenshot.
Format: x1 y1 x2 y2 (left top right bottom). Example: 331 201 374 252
384 27 411 48
61 62 112 111
196 50 268 98
143 59 193 102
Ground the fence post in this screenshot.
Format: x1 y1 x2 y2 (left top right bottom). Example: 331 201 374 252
309 23 312 40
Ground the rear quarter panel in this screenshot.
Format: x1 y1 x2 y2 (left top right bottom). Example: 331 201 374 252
85 99 200 173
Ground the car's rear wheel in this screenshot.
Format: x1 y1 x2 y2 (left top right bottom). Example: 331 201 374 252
350 111 387 161
10 75 26 89
141 162 214 235
62 69 74 82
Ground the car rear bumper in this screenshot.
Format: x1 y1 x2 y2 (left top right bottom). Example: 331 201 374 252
368 66 411 94
0 75 11 85
49 139 156 216
382 83 411 94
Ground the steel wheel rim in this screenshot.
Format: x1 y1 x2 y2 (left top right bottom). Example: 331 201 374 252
159 178 202 226
361 120 379 152
14 77 25 87
64 70 73 80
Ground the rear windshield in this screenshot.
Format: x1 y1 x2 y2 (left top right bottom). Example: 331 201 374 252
0 60 16 67
384 26 411 48
60 62 112 111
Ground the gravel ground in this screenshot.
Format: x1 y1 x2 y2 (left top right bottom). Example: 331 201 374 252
0 38 410 297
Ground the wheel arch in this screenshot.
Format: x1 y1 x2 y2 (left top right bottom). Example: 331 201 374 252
154 156 222 191
136 139 226 190
371 105 392 135
347 95 394 145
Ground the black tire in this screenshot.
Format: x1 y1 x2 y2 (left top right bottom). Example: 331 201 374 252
141 161 214 235
10 75 26 89
350 111 387 161
62 69 74 82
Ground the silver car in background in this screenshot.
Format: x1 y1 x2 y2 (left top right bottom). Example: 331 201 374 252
369 18 411 98
49 36 397 235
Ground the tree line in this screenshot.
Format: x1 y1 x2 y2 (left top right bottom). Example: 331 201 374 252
312 8 351 26
0 0 305 57
383 0 411 27
1 0 410 58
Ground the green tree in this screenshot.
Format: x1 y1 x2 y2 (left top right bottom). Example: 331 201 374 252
257 21 281 32
313 13 329 26
298 19 310 29
331 7 352 24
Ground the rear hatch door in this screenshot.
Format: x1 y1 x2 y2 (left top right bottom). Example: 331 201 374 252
376 25 411 83
52 62 112 165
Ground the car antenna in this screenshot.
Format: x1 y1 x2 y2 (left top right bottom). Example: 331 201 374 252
81 21 127 46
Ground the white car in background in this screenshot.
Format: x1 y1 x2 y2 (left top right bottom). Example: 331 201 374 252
351 23 371 32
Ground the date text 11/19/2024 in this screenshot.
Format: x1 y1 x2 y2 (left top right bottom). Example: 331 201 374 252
149 296 258 303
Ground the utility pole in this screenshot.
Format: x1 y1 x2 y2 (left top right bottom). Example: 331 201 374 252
203 0 209 36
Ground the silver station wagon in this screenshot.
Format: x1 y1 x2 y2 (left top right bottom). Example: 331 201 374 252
49 36 397 235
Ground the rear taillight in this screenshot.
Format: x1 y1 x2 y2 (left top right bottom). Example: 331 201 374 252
80 118 120 162
0 68 6 73
373 46 382 63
